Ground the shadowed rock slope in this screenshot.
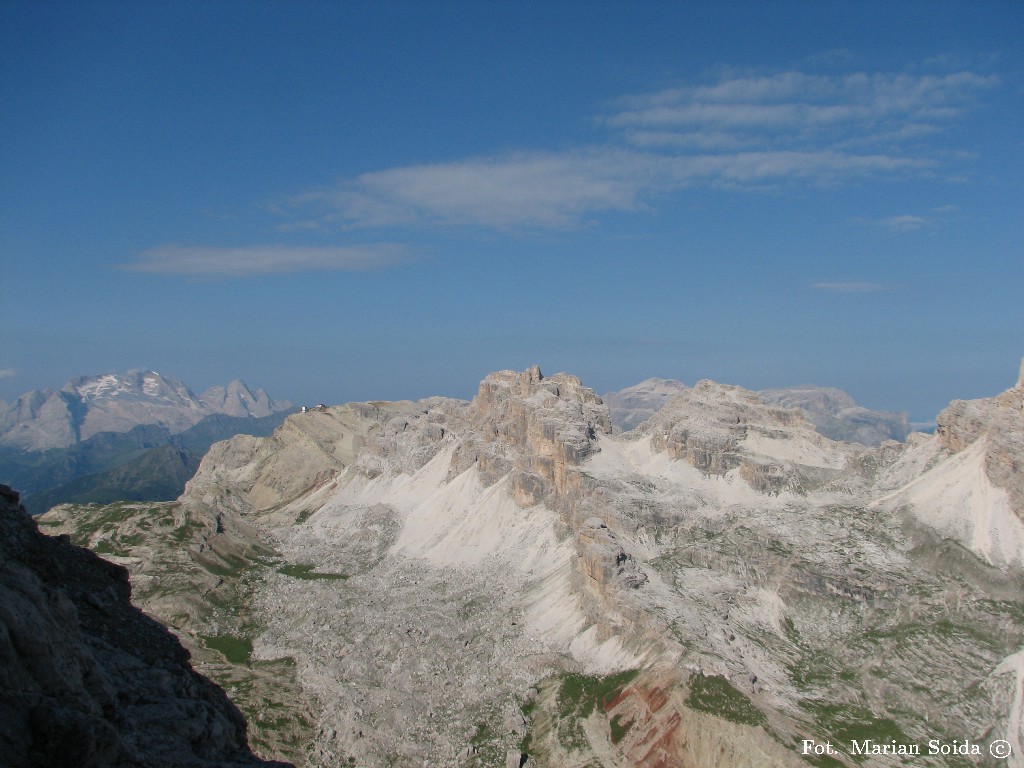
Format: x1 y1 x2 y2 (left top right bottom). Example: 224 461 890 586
0 484 291 768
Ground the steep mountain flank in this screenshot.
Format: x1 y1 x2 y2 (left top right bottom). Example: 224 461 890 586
0 485 290 768
873 358 1024 568
43 363 1024 768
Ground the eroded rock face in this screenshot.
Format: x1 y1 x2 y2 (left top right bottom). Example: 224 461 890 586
450 366 612 507
641 380 854 494
0 485 288 768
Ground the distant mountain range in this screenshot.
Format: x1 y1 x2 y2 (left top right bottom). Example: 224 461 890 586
0 370 291 451
603 378 910 445
0 371 294 514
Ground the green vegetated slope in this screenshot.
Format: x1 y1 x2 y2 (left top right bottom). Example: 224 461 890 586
25 444 200 512
37 500 315 766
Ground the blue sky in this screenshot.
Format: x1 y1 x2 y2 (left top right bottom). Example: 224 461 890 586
1 1 1021 423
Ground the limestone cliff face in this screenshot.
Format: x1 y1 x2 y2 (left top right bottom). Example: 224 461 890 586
185 398 465 525
0 485 288 768
642 380 854 493
449 366 612 508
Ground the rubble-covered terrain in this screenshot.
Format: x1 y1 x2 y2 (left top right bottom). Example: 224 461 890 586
41 361 1024 767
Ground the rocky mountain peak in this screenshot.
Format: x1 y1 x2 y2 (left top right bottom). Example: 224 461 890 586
759 384 909 445
37 360 1024 767
199 379 288 418
451 367 612 506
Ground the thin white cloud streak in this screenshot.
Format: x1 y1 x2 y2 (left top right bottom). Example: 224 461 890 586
123 244 408 276
609 71 997 130
296 149 925 230
856 206 957 232
811 281 895 293
284 68 995 230
0 369 16 380
304 151 653 229
878 214 928 231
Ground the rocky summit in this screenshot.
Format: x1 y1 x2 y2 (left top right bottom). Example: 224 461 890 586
35 361 1024 767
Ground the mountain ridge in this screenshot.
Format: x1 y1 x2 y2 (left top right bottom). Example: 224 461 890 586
40 359 1024 766
603 378 910 445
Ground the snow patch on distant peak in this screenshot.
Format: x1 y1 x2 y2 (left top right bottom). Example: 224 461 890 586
142 373 162 397
75 374 127 400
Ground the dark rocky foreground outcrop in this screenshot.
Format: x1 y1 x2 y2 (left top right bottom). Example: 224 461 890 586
0 484 291 768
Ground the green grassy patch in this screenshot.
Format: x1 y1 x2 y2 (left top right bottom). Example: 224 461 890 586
91 539 118 555
800 749 847 768
685 673 765 727
801 701 909 763
559 669 639 720
200 634 253 665
202 552 252 579
62 502 143 545
555 669 640 752
609 713 633 745
276 563 347 580
466 719 505 767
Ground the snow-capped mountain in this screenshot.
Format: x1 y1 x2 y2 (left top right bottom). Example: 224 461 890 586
0 371 291 450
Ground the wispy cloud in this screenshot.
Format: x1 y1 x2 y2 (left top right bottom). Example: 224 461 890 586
280 68 996 231
294 150 654 229
0 368 16 380
122 244 408 276
811 281 896 293
290 148 926 231
878 214 929 232
607 71 997 144
856 205 958 232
